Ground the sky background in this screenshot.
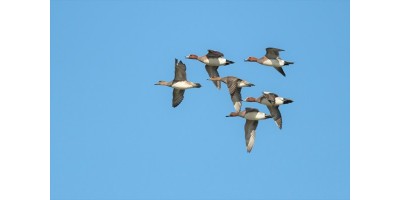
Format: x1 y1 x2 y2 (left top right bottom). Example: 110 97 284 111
51 0 349 199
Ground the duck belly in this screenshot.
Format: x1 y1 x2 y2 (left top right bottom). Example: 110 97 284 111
205 57 226 66
245 112 266 120
171 81 194 89
262 59 283 67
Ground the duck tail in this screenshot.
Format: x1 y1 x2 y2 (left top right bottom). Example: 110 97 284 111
225 60 235 65
283 98 294 104
284 61 294 65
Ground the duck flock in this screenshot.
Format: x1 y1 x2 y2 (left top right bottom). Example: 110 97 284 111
155 48 294 153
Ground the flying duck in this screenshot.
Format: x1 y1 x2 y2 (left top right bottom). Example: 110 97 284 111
245 47 294 77
226 107 272 153
208 76 255 113
186 49 234 89
155 59 201 107
244 91 293 129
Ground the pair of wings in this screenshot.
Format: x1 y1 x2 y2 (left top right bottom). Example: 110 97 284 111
265 48 286 76
261 92 283 129
172 59 187 108
205 50 224 88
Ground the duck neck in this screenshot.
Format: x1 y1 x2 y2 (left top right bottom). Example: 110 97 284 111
226 112 240 117
246 56 259 62
155 81 171 86
245 97 259 103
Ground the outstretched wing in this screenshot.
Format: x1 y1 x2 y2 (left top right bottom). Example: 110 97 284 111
206 49 224 58
205 65 221 89
174 59 187 81
265 47 284 59
226 77 239 95
266 105 283 129
245 107 259 113
172 89 185 108
245 120 258 153
262 92 283 128
230 87 242 113
273 67 286 77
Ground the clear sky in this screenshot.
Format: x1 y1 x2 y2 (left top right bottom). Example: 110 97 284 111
51 0 349 199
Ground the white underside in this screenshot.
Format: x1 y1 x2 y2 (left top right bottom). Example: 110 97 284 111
262 59 284 67
203 57 226 66
238 81 251 87
171 81 195 89
245 112 267 120
274 97 284 105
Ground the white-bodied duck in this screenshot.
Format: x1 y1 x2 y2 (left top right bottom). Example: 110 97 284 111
155 59 201 107
186 49 234 89
245 47 294 77
244 91 293 129
226 107 272 153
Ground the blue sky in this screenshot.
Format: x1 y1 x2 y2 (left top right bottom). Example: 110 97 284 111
51 0 349 199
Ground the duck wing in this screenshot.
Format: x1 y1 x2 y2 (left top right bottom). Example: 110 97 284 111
205 65 221 89
267 105 283 129
230 87 242 113
174 59 187 81
244 120 258 153
172 89 185 108
273 67 286 77
206 49 224 58
265 47 284 59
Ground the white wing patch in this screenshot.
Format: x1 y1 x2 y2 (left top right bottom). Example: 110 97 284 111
234 101 241 113
247 129 256 153
263 91 271 95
